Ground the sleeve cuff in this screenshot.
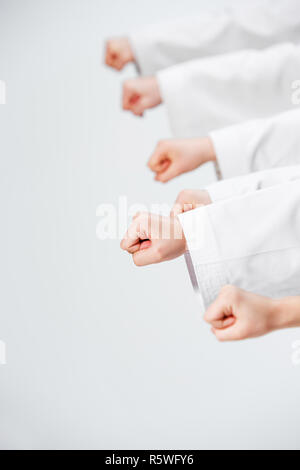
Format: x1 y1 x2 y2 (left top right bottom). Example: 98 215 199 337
210 127 252 179
157 66 189 137
178 207 230 308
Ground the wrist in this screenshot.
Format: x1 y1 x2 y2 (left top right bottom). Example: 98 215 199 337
204 137 216 163
123 38 134 63
174 216 187 252
153 76 162 105
194 137 216 165
270 297 300 331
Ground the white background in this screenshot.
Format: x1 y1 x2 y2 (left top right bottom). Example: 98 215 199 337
0 0 299 450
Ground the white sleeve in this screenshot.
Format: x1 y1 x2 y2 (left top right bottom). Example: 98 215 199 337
209 109 300 179
178 180 300 309
206 165 300 203
129 0 300 76
157 43 300 137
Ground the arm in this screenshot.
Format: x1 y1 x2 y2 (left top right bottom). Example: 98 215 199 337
157 43 300 137
128 0 300 75
204 286 300 342
146 110 300 183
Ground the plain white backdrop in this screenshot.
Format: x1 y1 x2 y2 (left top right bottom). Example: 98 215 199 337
0 0 299 450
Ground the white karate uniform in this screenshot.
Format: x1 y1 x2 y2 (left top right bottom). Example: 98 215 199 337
130 0 300 76
178 167 300 310
129 1 300 307
157 42 300 137
211 108 300 179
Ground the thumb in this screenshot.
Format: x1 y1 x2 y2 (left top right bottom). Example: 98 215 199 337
155 165 180 183
123 85 139 110
132 95 151 116
148 147 169 172
211 325 239 342
210 317 235 330
204 293 232 324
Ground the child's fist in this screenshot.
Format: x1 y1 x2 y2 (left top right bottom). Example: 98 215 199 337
121 212 186 266
148 137 216 183
122 77 162 117
105 38 134 71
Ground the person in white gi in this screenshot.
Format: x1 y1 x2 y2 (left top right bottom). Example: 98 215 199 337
106 0 300 135
121 166 300 340
146 108 300 182
105 0 300 182
107 1 300 340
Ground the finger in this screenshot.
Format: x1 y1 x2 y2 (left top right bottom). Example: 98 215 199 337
120 227 140 252
171 203 184 217
131 96 147 116
120 218 149 252
211 326 239 342
148 149 170 173
210 316 235 330
122 86 135 110
155 166 180 183
204 295 231 324
132 245 160 267
140 240 151 250
154 160 170 176
170 202 194 217
106 47 119 67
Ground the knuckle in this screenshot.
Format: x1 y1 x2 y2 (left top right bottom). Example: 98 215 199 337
178 189 189 200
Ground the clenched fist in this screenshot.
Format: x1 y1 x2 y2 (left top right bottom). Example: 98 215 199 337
122 77 162 117
172 189 212 216
205 286 282 342
148 137 216 183
105 37 134 71
121 212 186 266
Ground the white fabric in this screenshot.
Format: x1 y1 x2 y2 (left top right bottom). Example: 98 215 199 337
207 165 300 202
210 109 300 179
129 0 300 76
157 42 300 137
178 168 300 309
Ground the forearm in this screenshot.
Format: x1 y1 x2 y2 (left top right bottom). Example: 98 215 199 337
179 181 300 309
273 297 300 330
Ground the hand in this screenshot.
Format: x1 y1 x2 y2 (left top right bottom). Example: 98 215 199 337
204 286 282 342
148 137 216 183
120 212 186 266
122 77 162 117
172 189 212 216
105 37 134 71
